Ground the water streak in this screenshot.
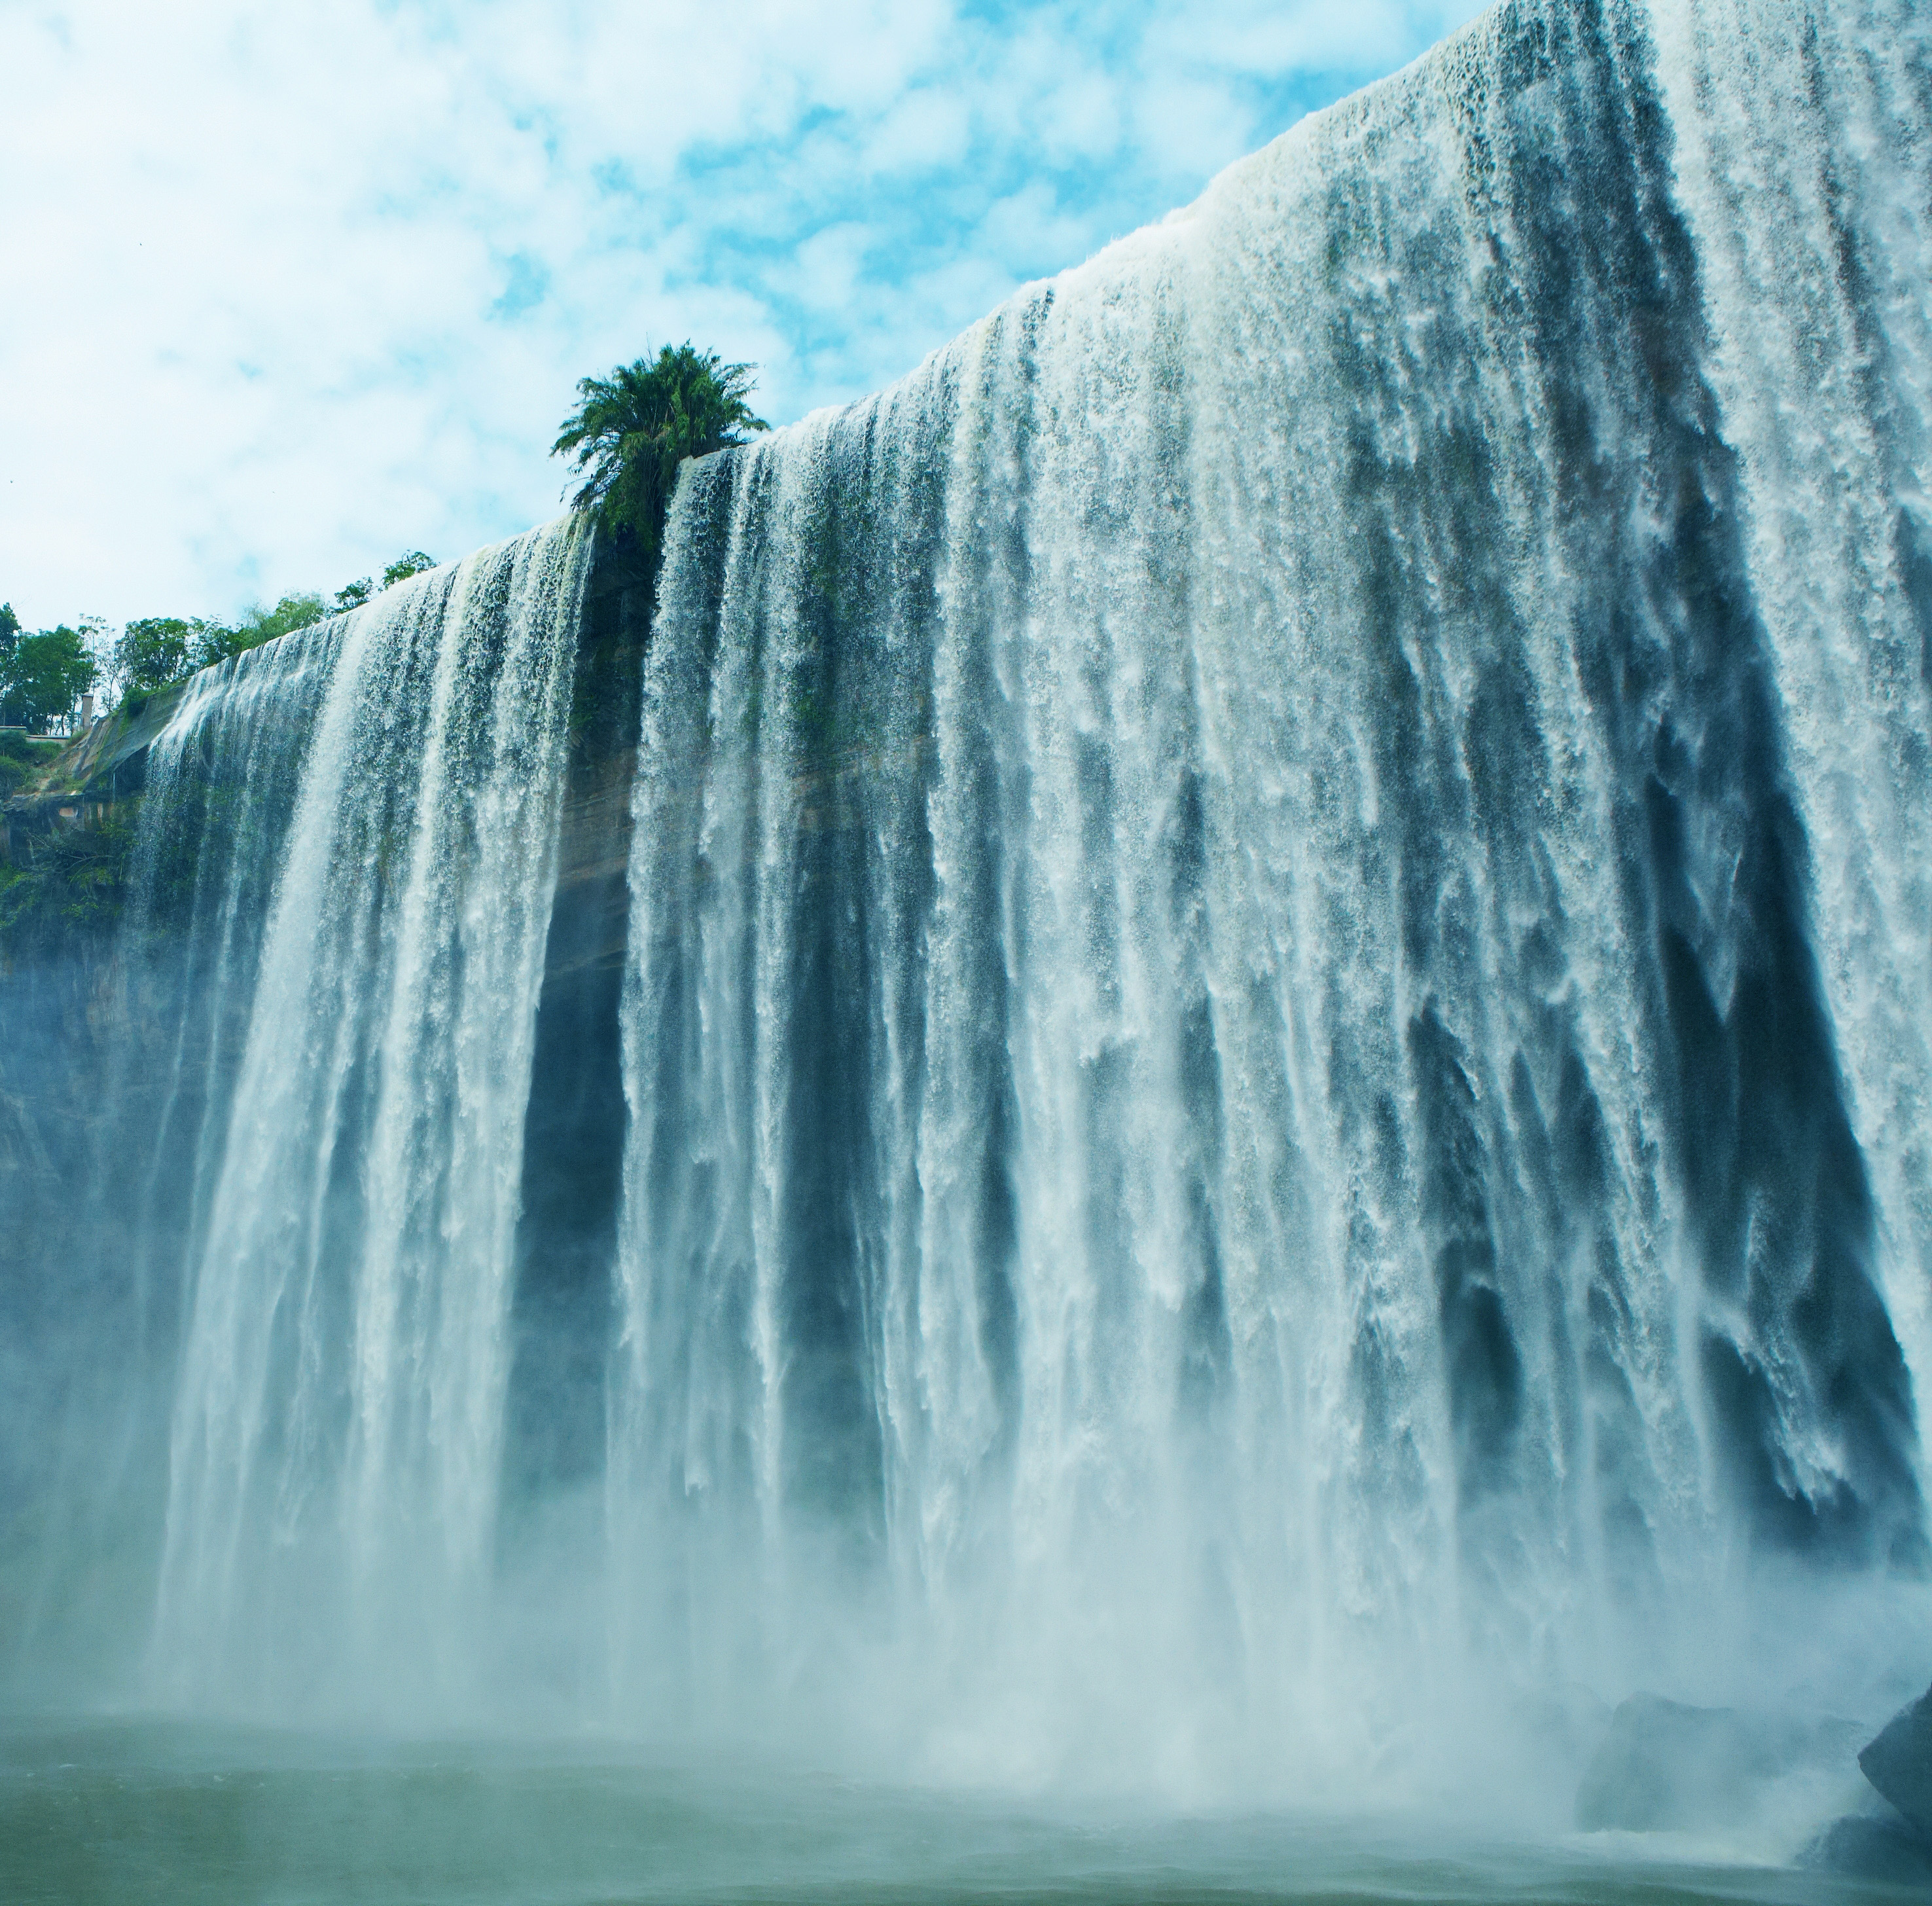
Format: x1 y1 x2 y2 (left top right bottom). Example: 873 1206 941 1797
149 520 588 1715
609 0 1929 1780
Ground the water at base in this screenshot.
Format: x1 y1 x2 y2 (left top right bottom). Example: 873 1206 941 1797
0 1719 1884 1906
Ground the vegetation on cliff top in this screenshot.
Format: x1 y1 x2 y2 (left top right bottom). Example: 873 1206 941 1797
553 343 767 577
0 728 63 800
0 610 99 734
5 332 764 861
107 552 437 702
10 338 767 742
1 554 441 733
2 343 769 968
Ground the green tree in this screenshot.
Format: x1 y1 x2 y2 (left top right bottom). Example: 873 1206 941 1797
181 618 239 674
382 550 435 588
168 595 322 676
112 616 196 695
1 625 98 732
228 593 327 654
552 344 766 571
253 592 327 642
330 552 433 617
0 602 19 664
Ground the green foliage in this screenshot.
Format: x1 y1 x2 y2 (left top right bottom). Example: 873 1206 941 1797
234 592 327 648
0 625 98 733
0 728 60 799
335 554 434 614
15 541 444 728
382 550 435 588
552 344 767 571
60 550 444 718
113 617 195 694
0 810 135 962
108 613 259 698
127 592 326 687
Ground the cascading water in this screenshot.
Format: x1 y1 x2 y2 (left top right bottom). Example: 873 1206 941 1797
18 0 1931 1817
145 520 590 1715
1649 0 1932 1427
609 0 1931 1783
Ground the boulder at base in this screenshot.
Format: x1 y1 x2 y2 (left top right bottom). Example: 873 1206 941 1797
1803 1812 1932 1886
1576 1695 1861 1831
1862 1684 1932 1839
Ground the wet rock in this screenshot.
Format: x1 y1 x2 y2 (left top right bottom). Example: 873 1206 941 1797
1575 1694 1861 1831
1803 1812 1932 1886
1862 1684 1932 1839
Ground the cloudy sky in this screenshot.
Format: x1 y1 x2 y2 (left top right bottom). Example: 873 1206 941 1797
1 0 1484 629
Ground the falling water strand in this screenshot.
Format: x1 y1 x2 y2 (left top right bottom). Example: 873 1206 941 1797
148 518 590 1717
609 0 1930 1785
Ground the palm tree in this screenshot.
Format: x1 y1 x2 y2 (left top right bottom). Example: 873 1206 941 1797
552 344 768 571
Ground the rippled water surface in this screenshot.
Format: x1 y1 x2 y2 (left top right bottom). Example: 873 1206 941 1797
0 1721 1894 1906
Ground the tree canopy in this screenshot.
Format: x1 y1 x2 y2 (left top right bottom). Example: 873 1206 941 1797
11 344 772 736
1 625 98 732
552 344 767 571
383 551 435 588
113 617 198 695
7 348 774 734
331 552 435 619
92 556 437 708
232 593 328 647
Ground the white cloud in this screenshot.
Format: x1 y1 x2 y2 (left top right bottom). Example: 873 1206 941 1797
787 222 878 313
865 86 975 173
0 0 1488 627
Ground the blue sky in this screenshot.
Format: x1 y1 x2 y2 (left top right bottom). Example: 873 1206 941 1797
0 0 1485 628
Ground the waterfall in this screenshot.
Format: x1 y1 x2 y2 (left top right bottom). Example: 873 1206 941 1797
1649 0 1932 1435
609 0 1929 1774
44 0 1928 1791
146 519 589 1715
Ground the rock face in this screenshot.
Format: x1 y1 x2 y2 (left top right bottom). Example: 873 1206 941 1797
1799 1680 1932 1882
1804 1813 1932 1886
1576 1695 1861 1831
1861 1685 1932 1839
501 543 649 1511
0 679 186 870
